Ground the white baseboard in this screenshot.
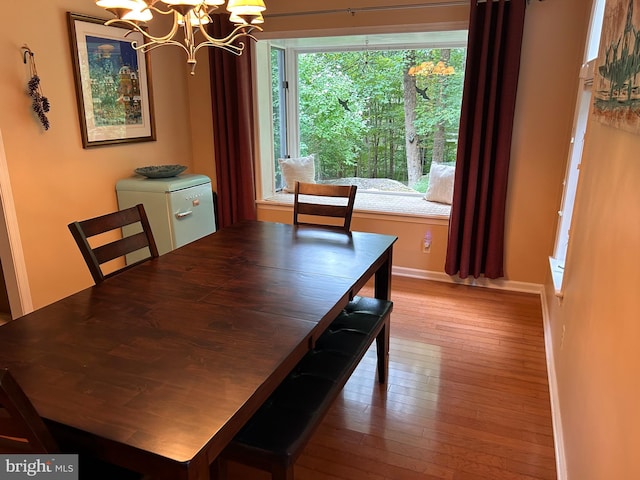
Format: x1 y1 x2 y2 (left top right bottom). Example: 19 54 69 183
393 266 565 479
392 266 544 294
540 286 567 480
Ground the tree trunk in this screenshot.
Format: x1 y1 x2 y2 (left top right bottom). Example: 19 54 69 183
403 51 421 187
431 49 451 165
432 126 446 165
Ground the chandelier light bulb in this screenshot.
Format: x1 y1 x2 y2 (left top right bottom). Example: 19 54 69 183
122 4 154 22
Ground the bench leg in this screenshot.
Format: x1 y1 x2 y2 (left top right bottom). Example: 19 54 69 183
272 464 294 480
375 314 390 383
210 457 227 480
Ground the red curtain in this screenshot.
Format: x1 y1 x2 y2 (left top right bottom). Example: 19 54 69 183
444 0 526 279
208 16 257 228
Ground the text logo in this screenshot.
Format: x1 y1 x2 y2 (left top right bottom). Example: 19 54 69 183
0 455 77 480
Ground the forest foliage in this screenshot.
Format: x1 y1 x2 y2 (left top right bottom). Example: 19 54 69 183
291 48 466 189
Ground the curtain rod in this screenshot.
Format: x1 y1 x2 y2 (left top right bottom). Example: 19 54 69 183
263 2 468 19
264 0 544 19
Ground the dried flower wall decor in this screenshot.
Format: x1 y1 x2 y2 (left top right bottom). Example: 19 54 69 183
22 46 51 131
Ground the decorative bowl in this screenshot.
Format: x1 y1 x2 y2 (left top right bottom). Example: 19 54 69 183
134 165 187 178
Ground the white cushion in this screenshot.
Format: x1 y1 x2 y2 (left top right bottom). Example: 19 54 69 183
278 155 316 193
424 164 455 204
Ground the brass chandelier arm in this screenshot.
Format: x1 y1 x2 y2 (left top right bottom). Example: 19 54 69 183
132 38 188 55
193 41 245 61
128 26 258 74
105 12 181 44
193 38 245 56
197 22 261 46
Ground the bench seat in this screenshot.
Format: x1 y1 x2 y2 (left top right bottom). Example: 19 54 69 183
214 296 393 480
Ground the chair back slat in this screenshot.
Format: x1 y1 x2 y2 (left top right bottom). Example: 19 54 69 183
296 203 350 219
77 207 147 236
92 232 154 265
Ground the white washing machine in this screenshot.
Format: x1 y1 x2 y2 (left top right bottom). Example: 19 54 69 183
116 174 216 262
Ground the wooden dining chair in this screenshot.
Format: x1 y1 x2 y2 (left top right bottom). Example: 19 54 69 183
0 368 59 453
1 368 146 478
293 182 357 232
68 204 159 284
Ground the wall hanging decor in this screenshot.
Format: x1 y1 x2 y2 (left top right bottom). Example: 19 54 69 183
67 13 156 148
22 46 50 131
593 0 640 134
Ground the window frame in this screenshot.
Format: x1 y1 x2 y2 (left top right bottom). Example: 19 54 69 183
253 29 468 202
549 0 605 297
271 46 289 190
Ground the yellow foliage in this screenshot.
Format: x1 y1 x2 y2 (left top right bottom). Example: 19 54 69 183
408 60 455 77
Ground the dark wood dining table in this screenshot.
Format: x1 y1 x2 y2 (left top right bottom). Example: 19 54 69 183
0 221 396 480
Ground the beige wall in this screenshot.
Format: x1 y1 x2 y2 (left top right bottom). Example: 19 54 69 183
0 0 200 309
545 117 640 476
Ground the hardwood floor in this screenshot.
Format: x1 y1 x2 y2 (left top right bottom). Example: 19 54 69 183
225 276 556 480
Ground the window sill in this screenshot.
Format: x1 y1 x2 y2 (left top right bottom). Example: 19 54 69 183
259 191 451 223
548 256 565 298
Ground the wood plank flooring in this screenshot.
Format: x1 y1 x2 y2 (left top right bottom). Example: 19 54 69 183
225 276 556 480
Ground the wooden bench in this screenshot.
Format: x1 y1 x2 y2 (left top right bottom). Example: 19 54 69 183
213 296 392 480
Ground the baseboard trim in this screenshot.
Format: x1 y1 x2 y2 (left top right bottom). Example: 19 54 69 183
392 266 544 294
392 266 565 479
540 286 567 480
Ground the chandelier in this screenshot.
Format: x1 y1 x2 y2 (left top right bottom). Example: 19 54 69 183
95 0 266 74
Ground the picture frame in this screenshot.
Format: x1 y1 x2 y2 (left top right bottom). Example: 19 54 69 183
67 12 156 148
592 0 640 134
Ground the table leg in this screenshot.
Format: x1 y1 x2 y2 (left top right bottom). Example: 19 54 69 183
375 315 390 383
374 247 392 300
374 247 392 382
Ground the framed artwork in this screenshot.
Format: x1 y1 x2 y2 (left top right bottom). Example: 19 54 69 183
592 0 640 134
67 13 156 148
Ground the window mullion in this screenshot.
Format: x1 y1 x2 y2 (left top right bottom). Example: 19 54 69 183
285 48 300 159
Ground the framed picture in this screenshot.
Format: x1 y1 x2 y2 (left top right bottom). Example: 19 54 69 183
592 0 640 134
67 13 156 148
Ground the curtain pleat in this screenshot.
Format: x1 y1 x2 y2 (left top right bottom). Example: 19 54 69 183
444 0 526 279
208 15 257 228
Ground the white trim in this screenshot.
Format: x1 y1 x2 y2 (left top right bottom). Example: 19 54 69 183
548 256 564 298
0 129 33 318
256 21 470 41
540 285 567 480
393 266 544 294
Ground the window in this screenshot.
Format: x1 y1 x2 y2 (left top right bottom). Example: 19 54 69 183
255 31 467 202
549 0 605 296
